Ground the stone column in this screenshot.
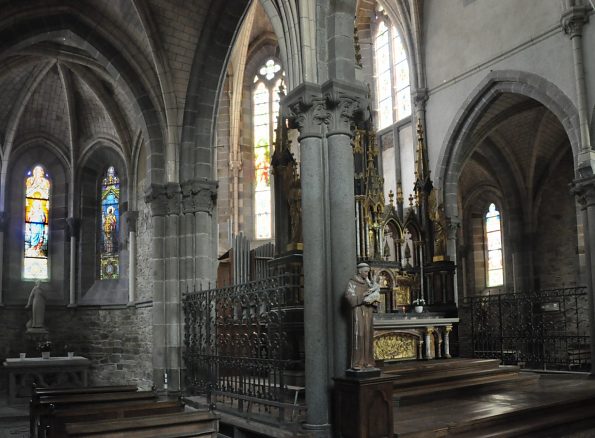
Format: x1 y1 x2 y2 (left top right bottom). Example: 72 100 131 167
444 326 452 358
0 212 4 306
571 177 595 375
126 211 139 305
562 3 594 175
181 179 218 291
286 84 331 435
424 328 434 359
66 218 80 307
322 80 365 376
146 183 182 393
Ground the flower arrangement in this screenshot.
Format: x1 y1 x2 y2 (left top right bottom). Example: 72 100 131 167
412 298 426 306
38 340 52 352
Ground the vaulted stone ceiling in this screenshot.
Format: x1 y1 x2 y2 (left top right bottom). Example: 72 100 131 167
0 0 252 187
459 92 572 208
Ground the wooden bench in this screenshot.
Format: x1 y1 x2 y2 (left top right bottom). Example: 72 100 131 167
33 389 156 438
30 385 139 438
45 399 185 437
63 410 219 437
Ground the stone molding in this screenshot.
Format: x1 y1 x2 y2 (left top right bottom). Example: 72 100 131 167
561 5 590 38
125 211 139 233
181 178 218 215
66 217 81 240
571 175 595 209
412 88 429 109
145 183 182 217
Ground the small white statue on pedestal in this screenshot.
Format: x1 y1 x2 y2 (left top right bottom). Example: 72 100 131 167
26 281 48 334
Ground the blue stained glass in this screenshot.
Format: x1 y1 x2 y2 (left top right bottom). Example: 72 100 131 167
23 165 50 280
100 166 120 279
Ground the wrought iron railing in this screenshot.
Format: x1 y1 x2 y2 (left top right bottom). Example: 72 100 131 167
460 287 590 371
183 274 305 424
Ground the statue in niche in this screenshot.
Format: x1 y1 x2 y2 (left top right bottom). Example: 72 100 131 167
432 204 448 262
26 281 48 334
345 263 381 374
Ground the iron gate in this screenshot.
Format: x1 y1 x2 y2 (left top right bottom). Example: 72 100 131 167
460 287 590 371
183 273 305 424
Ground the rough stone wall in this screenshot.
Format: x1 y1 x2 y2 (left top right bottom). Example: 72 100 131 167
0 306 153 391
534 152 580 289
136 178 154 304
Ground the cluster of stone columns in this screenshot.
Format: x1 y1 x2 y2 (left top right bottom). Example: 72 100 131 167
285 79 366 434
563 1 595 376
144 178 217 393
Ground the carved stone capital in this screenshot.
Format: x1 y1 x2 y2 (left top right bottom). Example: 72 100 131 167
571 175 595 209
561 5 590 38
446 217 460 240
181 178 218 214
322 80 367 136
145 183 182 216
125 211 139 233
229 160 242 174
66 217 81 240
412 88 428 109
285 83 328 139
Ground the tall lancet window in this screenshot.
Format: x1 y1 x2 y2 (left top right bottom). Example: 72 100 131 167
485 203 503 287
253 58 283 239
373 17 411 129
24 165 50 280
100 166 120 279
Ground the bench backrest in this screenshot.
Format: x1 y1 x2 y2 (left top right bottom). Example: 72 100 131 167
33 385 138 400
33 390 156 438
30 385 138 438
64 411 219 438
46 400 184 438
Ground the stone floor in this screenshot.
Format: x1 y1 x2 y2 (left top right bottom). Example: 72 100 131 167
2 373 595 437
0 395 28 438
395 372 595 437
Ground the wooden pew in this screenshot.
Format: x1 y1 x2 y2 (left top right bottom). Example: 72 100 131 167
30 385 139 438
34 390 157 438
45 399 185 437
64 410 219 437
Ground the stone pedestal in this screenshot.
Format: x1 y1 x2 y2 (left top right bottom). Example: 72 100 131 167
333 374 396 438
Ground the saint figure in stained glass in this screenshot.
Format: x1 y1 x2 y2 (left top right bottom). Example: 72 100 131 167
100 166 120 279
23 165 50 280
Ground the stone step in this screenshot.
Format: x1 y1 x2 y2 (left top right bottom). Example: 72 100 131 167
451 393 595 437
391 364 520 390
384 358 502 380
397 391 595 438
394 371 539 406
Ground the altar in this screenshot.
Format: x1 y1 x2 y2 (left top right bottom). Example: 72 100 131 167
3 356 90 404
374 313 458 362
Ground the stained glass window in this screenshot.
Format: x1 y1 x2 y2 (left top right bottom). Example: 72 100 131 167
253 59 283 240
100 166 120 279
485 203 503 287
24 165 50 280
373 19 411 129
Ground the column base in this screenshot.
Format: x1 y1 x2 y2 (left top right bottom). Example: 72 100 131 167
67 304 77 308
302 422 331 438
127 301 136 307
